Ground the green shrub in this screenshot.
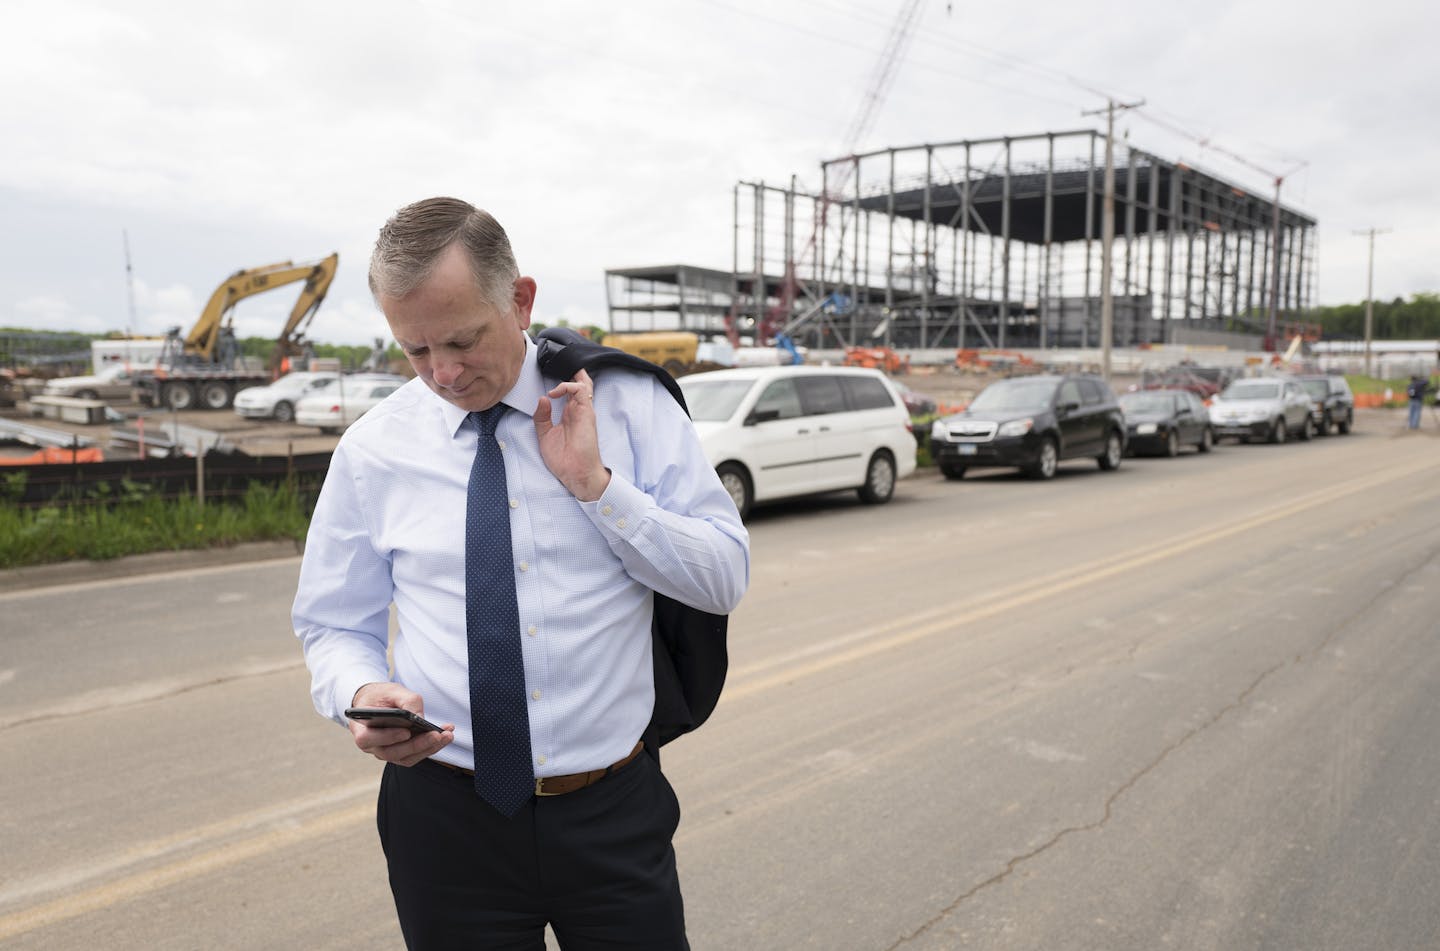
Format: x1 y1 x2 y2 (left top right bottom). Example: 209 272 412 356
0 482 310 570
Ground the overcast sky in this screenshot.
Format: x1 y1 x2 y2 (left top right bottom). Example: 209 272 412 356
4 0 1436 347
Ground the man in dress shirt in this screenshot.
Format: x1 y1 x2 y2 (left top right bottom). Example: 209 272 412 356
293 197 749 949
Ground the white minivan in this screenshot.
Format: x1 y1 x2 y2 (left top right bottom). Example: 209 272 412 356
678 365 917 519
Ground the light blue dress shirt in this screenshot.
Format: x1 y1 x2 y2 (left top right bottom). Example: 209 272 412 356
293 335 750 777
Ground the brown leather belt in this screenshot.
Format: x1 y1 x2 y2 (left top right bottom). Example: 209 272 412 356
429 741 645 797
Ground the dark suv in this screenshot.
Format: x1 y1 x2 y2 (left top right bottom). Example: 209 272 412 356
929 374 1126 480
1294 374 1354 435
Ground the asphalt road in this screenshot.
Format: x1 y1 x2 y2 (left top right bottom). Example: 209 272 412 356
3 415 1439 949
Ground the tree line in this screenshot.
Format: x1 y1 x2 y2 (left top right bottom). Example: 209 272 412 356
1306 293 1440 340
232 335 401 370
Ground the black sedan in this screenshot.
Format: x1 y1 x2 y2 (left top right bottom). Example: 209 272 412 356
1118 388 1215 456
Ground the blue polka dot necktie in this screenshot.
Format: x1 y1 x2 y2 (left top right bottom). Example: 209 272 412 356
466 405 533 816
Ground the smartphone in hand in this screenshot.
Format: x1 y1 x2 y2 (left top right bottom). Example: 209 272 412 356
345 707 445 733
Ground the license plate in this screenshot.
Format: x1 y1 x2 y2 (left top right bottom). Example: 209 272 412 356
958 444 977 455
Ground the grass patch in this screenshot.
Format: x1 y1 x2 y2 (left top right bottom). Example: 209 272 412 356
910 413 938 467
1344 374 1437 407
1347 374 1436 397
0 481 310 570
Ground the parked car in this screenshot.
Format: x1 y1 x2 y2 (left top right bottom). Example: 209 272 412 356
1294 374 1355 435
677 364 917 520
294 374 406 434
929 373 1126 480
41 364 136 401
233 371 340 422
1118 388 1215 456
891 381 938 416
1208 377 1313 444
1132 366 1224 401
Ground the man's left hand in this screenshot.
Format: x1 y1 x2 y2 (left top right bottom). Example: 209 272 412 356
534 368 611 501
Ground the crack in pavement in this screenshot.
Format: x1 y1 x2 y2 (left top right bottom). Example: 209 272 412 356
884 542 1440 950
883 660 1282 950
0 658 305 730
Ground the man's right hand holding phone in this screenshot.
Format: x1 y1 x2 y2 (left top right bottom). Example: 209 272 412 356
347 682 455 767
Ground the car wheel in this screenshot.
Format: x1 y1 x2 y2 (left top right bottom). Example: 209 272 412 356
1198 427 1214 453
1297 415 1313 441
939 460 966 481
163 382 196 411
1317 412 1332 436
320 426 339 435
716 462 753 520
857 451 896 505
1270 418 1287 444
273 401 294 423
75 389 99 401
1337 412 1352 435
1164 429 1179 458
200 381 232 410
1097 431 1123 471
1027 437 1059 480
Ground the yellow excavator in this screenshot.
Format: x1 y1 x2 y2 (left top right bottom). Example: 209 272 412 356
136 253 340 410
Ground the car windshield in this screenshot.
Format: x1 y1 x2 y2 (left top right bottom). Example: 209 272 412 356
968 378 1058 412
1300 380 1329 399
1220 381 1280 400
1119 392 1172 414
678 377 755 422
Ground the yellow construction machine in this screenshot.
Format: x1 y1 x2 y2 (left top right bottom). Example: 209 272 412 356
135 254 339 410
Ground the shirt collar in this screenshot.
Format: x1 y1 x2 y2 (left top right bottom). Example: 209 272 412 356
437 333 547 437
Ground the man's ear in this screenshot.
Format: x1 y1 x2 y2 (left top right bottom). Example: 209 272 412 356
513 277 538 330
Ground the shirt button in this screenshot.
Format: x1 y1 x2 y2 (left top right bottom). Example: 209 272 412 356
601 505 613 516
518 561 529 572
532 689 542 700
616 518 627 530
509 499 518 509
498 440 506 450
527 625 537 637
537 755 547 766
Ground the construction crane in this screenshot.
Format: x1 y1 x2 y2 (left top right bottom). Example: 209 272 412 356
835 0 927 193
745 0 930 346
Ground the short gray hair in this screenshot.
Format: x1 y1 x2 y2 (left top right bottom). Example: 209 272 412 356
368 197 520 310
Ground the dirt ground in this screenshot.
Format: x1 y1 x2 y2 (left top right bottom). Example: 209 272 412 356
1 365 1151 461
0 398 342 460
895 364 1142 413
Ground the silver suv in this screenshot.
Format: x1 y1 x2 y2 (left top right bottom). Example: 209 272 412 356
1209 377 1314 444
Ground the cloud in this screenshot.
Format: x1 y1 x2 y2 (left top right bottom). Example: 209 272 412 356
2 0 1436 349
14 295 108 334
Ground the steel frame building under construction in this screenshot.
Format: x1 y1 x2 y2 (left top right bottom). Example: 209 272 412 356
606 129 1317 352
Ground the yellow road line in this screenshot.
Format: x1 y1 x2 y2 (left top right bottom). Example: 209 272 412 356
3 458 1431 939
0 800 373 941
723 458 1436 703
0 780 376 909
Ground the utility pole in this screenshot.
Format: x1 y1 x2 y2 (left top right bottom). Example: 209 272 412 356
123 229 138 337
1083 97 1143 382
1352 227 1391 377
